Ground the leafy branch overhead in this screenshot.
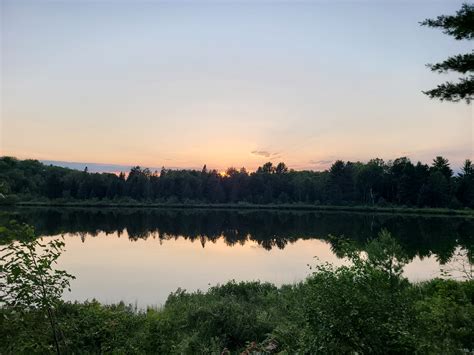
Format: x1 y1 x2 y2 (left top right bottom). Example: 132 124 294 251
421 3 474 103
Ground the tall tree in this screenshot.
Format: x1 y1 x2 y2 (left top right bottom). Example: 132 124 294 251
456 159 474 207
421 4 474 103
431 156 453 181
275 162 289 174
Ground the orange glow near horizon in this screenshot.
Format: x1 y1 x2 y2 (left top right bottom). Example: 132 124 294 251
1 146 473 173
2 1 473 173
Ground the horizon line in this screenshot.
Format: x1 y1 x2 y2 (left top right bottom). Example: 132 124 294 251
1 155 469 174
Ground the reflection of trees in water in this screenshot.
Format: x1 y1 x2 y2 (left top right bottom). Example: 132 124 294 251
4 208 474 261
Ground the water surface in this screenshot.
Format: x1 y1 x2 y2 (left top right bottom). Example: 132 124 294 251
2 208 472 307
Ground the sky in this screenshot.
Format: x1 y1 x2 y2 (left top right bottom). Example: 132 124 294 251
1 0 473 172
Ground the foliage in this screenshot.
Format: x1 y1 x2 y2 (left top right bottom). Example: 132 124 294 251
0 235 74 310
421 3 474 103
0 223 75 354
1 155 474 209
301 230 414 353
413 279 474 353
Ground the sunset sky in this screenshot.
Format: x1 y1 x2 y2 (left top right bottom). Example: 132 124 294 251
1 0 473 172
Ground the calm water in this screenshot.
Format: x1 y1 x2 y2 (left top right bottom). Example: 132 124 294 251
2 208 473 307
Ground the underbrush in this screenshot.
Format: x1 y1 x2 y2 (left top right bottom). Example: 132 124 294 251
1 278 473 354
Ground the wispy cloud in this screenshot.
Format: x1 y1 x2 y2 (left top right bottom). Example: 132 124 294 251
251 150 283 160
308 159 334 170
309 159 333 165
251 150 272 158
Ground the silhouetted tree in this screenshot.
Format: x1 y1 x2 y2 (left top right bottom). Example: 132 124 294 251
356 158 386 205
257 162 274 174
456 159 474 207
431 156 453 180
275 162 288 174
421 3 474 103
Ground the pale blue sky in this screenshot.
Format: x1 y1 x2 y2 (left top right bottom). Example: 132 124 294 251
1 0 472 171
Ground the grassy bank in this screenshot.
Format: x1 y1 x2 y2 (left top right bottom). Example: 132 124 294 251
1 277 473 354
4 199 474 217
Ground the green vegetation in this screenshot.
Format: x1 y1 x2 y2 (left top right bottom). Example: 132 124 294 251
1 155 474 209
421 3 473 103
0 223 75 354
3 278 473 354
1 224 473 354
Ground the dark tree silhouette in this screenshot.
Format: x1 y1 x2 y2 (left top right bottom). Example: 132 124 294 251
421 3 474 103
0 156 473 208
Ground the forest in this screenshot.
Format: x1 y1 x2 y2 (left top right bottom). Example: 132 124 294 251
1 156 473 208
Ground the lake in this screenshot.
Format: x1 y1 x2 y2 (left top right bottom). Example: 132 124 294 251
2 207 473 307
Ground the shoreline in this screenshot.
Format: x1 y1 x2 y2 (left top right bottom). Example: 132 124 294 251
3 200 474 217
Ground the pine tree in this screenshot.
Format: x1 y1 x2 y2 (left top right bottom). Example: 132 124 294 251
421 4 473 103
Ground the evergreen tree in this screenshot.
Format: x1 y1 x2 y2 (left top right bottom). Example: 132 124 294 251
421 4 474 103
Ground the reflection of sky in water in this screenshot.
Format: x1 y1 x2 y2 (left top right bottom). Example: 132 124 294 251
49 232 469 308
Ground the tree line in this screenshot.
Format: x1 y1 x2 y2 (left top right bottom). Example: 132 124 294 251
0 156 473 208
